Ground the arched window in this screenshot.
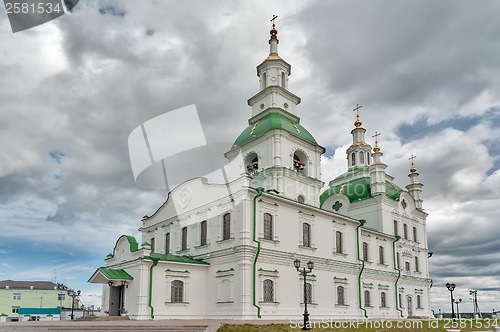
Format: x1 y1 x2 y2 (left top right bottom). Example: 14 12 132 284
337 286 345 305
150 237 155 252
367 152 371 165
351 152 356 166
381 292 387 307
403 223 408 240
223 213 231 240
399 293 403 308
305 283 313 304
397 252 401 269
416 295 422 308
263 213 273 240
281 72 286 88
200 220 207 246
181 227 187 251
362 242 369 262
405 261 411 271
171 280 184 302
293 153 306 173
297 195 305 203
413 226 418 242
393 220 398 236
263 279 274 302
303 223 311 247
335 231 343 254
262 72 267 89
359 151 365 164
364 290 371 307
415 256 419 272
246 154 259 174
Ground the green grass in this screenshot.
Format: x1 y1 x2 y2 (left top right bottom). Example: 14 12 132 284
218 319 500 331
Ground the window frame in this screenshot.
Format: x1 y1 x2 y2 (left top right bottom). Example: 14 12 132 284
379 245 385 265
181 227 188 251
337 285 345 305
165 232 170 254
171 280 184 303
364 290 371 307
263 213 273 241
200 220 207 246
263 279 274 302
302 222 311 247
222 213 231 241
362 242 369 262
381 291 387 307
335 231 343 254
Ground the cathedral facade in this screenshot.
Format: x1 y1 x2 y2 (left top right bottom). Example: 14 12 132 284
89 23 432 321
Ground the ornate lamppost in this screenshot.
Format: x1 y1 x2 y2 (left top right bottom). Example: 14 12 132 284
294 259 314 330
454 298 462 319
56 283 67 320
446 283 456 319
67 289 81 320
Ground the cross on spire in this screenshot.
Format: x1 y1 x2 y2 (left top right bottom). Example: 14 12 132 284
270 15 278 28
409 154 417 173
372 131 380 145
353 104 363 127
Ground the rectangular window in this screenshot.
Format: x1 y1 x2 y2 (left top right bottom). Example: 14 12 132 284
403 224 408 240
362 242 368 262
223 213 231 240
200 220 207 246
263 213 273 240
413 226 417 242
379 246 384 265
303 223 311 247
12 293 21 300
335 231 343 254
393 220 398 236
417 294 422 308
405 261 411 271
165 233 170 254
415 256 419 272
181 227 187 251
399 293 403 308
57 294 65 301
12 306 20 314
150 237 155 252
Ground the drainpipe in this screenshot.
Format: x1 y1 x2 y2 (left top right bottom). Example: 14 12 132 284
393 235 403 318
252 187 265 319
148 258 159 319
356 219 368 319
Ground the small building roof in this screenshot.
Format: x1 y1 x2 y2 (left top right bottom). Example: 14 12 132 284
0 280 57 290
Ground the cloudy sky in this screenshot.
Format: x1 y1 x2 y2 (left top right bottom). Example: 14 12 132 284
1 0 499 313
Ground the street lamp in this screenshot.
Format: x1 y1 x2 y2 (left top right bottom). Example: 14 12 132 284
67 289 81 320
56 283 67 321
294 259 314 330
446 283 456 319
454 298 462 319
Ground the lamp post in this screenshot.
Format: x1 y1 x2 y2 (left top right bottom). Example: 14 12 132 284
294 259 314 330
446 283 456 319
67 289 81 320
454 298 462 319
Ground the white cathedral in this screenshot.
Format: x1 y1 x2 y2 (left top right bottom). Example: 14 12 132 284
89 23 433 321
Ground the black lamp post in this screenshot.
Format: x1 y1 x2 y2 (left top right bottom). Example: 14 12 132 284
446 283 456 319
67 289 81 320
454 298 462 319
294 259 314 330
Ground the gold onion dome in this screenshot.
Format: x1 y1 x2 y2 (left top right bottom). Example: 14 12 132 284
410 165 417 173
373 145 380 153
354 119 362 128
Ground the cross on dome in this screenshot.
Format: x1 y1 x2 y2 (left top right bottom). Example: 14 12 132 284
353 104 363 127
409 154 417 173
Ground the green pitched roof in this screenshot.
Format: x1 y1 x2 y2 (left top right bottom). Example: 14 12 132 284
320 176 403 205
233 112 317 148
147 253 210 265
96 267 133 280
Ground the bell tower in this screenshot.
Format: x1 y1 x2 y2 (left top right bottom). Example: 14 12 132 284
226 18 325 206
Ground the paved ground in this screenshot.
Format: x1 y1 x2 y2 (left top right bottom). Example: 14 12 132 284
0 319 293 332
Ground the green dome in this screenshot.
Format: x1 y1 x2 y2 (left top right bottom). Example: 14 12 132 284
320 176 403 205
233 112 317 148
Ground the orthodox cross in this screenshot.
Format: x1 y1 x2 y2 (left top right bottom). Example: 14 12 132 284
409 154 417 165
353 103 363 122
372 131 380 146
270 15 278 28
